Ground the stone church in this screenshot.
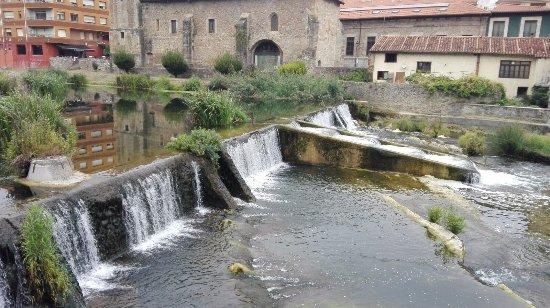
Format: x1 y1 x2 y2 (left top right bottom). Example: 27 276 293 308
110 0 344 71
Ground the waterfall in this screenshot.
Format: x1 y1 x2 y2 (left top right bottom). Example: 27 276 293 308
224 128 283 180
191 162 210 215
0 259 10 308
306 104 356 130
51 199 101 277
121 170 181 246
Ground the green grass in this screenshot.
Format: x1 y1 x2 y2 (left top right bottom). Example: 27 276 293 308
277 61 307 75
115 74 154 92
407 73 505 100
339 68 372 82
444 211 466 235
458 131 486 156
166 129 221 165
392 117 427 132
23 69 70 100
68 73 88 91
0 72 17 95
428 206 444 224
188 90 247 128
424 119 450 138
182 76 204 92
524 133 550 157
21 204 71 303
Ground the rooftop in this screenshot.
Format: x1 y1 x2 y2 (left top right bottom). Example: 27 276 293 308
340 0 488 20
370 35 550 58
491 4 550 13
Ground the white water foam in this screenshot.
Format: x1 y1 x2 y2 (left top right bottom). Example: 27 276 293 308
0 259 10 307
306 104 357 130
78 264 129 296
475 268 517 286
476 169 530 187
191 161 211 215
132 220 200 253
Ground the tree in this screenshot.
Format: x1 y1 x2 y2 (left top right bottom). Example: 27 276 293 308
214 53 243 75
161 51 189 77
113 50 135 73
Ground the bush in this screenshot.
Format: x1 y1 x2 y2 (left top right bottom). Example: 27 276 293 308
0 72 17 95
153 76 181 92
182 76 203 92
428 206 444 224
166 129 221 164
393 117 427 132
188 90 247 128
208 75 229 91
407 73 505 100
21 204 71 302
0 93 75 173
492 124 526 157
114 98 137 116
340 69 372 82
116 74 154 92
425 119 450 138
458 131 486 156
68 73 88 91
530 86 549 108
113 50 135 73
444 211 466 234
214 53 243 75
277 61 307 75
355 104 370 122
161 51 189 77
23 69 69 100
524 133 550 157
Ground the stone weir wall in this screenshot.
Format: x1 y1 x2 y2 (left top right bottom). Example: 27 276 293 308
277 125 478 182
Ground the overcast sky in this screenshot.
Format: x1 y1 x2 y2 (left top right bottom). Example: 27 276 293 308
478 0 498 7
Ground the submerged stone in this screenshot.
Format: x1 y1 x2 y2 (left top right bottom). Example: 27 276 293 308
229 262 251 276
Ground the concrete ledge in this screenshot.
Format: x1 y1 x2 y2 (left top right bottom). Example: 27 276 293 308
278 125 479 182
23 156 88 187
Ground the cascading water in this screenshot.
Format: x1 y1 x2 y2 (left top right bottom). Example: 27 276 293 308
306 104 356 130
224 128 283 181
51 199 101 277
191 162 210 215
0 258 11 308
121 170 181 246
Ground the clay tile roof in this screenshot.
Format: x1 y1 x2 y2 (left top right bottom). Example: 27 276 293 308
369 36 550 58
491 4 550 13
340 0 489 20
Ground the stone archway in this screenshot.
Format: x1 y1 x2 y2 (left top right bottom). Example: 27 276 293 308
252 40 281 71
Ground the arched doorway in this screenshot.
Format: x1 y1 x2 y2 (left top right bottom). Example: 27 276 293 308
253 40 281 71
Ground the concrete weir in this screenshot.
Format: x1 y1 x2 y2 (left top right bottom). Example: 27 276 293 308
278 125 479 182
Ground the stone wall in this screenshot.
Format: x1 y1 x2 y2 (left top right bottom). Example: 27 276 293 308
49 57 114 72
344 82 550 130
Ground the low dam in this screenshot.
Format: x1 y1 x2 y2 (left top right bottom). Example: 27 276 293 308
0 103 547 307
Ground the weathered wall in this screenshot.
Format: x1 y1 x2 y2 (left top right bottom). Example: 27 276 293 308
50 56 114 72
278 125 479 182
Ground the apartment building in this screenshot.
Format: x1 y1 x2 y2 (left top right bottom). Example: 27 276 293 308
489 0 550 37
0 0 109 68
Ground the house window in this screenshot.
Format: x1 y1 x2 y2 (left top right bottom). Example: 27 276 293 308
4 29 12 37
105 129 113 135
92 159 103 166
385 53 397 63
366 36 376 53
3 12 14 19
171 20 177 33
345 37 355 56
417 62 431 73
83 16 95 24
87 32 94 40
70 13 78 22
83 0 94 7
120 31 125 39
99 1 106 9
520 17 541 38
377 71 389 80
16 28 23 37
79 162 87 169
31 45 43 55
57 29 67 37
91 130 102 138
16 44 26 55
77 132 86 140
208 19 216 34
499 60 531 79
106 143 114 150
78 148 87 155
517 87 528 97
100 17 107 25
270 13 278 31
91 145 103 152
57 12 65 20
35 11 47 20
490 19 507 37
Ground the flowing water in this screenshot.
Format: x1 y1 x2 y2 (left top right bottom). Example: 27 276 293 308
0 259 10 308
191 161 210 215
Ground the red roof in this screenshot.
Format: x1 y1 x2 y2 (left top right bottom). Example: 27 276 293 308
340 0 488 20
491 4 550 13
370 36 550 58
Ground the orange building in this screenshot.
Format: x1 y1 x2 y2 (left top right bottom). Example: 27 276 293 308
0 0 109 68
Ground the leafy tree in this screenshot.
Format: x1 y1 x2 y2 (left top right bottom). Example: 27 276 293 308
161 51 189 77
113 50 135 73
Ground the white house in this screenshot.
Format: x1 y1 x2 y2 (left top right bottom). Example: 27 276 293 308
370 35 550 98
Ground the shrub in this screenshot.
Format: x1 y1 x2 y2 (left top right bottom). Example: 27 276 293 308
428 206 444 224
524 133 550 157
393 117 426 132
530 86 549 108
340 68 372 82
491 124 526 157
444 211 466 234
68 73 88 91
113 50 135 73
114 98 137 116
92 61 99 71
153 76 180 92
208 75 229 91
161 51 189 77
0 72 17 95
355 104 370 122
23 69 69 100
425 119 450 138
277 61 307 75
116 74 154 92
214 53 243 75
166 129 221 164
188 90 247 128
0 93 75 173
21 204 71 302
458 131 486 156
407 73 505 100
182 76 203 92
